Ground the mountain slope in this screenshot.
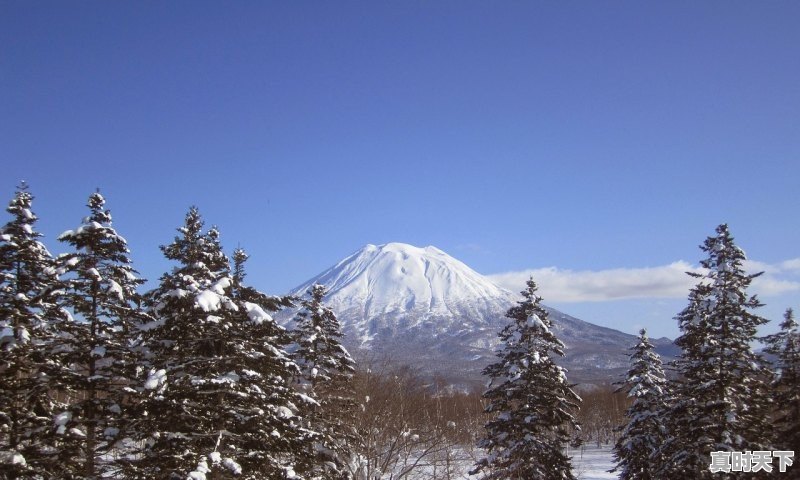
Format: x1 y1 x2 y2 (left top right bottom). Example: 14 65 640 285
284 243 677 387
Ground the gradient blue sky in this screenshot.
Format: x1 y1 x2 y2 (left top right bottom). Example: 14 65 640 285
2 1 798 340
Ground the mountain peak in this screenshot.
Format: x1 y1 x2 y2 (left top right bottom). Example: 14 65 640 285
359 242 444 256
296 242 511 300
290 242 515 345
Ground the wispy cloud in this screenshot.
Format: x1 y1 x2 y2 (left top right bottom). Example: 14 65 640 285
488 258 800 303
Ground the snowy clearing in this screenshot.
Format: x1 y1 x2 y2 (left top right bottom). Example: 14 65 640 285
571 445 618 480
381 445 616 479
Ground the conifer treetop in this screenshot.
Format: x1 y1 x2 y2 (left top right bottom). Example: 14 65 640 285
659 224 773 478
0 183 59 348
472 277 580 480
58 191 133 266
612 328 668 480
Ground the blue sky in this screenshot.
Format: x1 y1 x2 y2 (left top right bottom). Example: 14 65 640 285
2 1 798 340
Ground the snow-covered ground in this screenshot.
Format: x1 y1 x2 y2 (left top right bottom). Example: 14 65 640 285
570 445 618 480
383 444 617 479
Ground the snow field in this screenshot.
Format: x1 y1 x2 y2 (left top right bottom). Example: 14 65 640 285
380 445 616 479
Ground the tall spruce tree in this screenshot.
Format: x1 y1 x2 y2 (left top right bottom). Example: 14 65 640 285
763 308 800 455
48 191 147 478
659 224 772 479
292 283 357 479
471 278 581 480
0 183 63 477
130 208 315 479
612 329 668 480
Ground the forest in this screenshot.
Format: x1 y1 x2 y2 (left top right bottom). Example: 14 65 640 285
1 184 798 479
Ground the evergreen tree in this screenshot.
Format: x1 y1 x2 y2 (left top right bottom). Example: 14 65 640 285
763 308 800 455
612 329 668 480
292 283 357 479
48 191 146 478
0 183 63 477
659 224 773 479
471 278 581 480
130 208 315 479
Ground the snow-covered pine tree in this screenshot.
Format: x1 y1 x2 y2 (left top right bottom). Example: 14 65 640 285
130 209 315 479
291 283 357 479
48 191 147 478
763 308 800 455
654 287 708 479
228 246 320 478
659 224 773 479
0 183 64 477
611 329 668 480
471 278 581 480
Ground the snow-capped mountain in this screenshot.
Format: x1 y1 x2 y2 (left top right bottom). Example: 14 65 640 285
289 243 516 346
283 242 677 387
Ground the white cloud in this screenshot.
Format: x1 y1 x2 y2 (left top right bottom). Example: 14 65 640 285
488 258 800 303
745 258 800 295
751 277 800 296
743 259 779 274
780 258 800 272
